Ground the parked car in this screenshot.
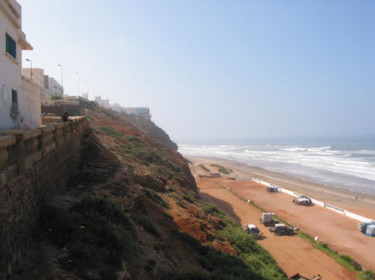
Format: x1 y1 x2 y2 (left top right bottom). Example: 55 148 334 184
260 212 279 226
293 195 313 206
246 224 260 238
267 186 279 193
269 224 295 236
358 221 375 237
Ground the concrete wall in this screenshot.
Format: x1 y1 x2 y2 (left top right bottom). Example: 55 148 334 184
19 77 42 128
252 178 374 223
41 99 81 116
0 117 88 278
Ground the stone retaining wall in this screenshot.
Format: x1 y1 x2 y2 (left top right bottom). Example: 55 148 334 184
0 117 88 278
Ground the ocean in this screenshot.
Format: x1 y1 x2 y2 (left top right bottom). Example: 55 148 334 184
178 138 375 196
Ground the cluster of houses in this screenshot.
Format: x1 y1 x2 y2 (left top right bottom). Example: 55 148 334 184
1 0 151 131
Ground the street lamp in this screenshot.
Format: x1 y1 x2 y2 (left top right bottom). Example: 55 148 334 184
58 64 63 94
85 80 89 98
75 72 80 96
25 58 32 80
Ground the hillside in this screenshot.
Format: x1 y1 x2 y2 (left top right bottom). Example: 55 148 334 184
10 105 287 280
120 112 178 150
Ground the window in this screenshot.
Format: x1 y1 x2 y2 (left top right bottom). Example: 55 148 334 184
11 89 18 111
6 33 16 59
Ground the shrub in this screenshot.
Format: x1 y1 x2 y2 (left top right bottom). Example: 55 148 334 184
131 213 160 238
202 201 287 280
99 126 123 138
203 202 224 216
85 115 94 121
171 270 210 280
360 271 375 280
199 164 211 172
144 188 170 209
210 164 231 174
51 94 63 100
40 198 137 278
175 229 286 280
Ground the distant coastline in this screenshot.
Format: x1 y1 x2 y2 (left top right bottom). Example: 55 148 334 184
179 141 375 196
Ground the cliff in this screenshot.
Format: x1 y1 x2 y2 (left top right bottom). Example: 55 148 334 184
120 112 178 151
8 104 286 280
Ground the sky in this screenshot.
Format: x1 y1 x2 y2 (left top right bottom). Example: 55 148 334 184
18 0 375 144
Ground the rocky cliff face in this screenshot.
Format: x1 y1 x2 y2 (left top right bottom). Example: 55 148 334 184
120 112 178 151
9 104 286 280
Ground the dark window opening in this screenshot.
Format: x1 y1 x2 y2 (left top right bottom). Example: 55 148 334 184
11 89 18 111
6 33 17 59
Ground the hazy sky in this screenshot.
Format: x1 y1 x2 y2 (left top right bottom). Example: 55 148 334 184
18 0 375 143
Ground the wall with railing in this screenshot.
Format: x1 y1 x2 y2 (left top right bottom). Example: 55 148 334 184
0 117 88 277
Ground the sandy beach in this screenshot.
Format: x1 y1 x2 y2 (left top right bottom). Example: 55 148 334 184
189 157 375 219
189 156 375 278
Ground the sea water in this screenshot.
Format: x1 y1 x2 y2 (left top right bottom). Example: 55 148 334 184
178 137 375 196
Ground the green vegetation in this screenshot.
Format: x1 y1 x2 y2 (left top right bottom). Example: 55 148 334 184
199 164 211 172
144 188 170 209
51 94 63 100
119 135 182 173
203 202 225 216
220 184 373 279
174 227 286 280
85 115 94 122
202 202 287 280
171 269 210 280
130 213 160 238
359 271 375 280
182 191 199 204
40 198 137 279
211 164 232 174
99 126 123 138
297 230 362 272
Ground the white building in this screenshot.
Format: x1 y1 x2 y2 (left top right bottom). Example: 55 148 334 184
0 0 42 129
44 76 63 98
123 107 151 120
22 69 64 99
95 95 110 108
22 67 45 89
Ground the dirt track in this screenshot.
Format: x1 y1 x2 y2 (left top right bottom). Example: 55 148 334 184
197 178 357 280
226 179 375 272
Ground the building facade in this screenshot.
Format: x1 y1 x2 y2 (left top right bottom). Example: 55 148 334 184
22 67 44 89
95 95 110 108
22 69 64 99
44 76 64 98
0 0 42 129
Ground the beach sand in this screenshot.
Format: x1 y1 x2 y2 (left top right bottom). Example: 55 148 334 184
189 156 375 278
189 157 375 219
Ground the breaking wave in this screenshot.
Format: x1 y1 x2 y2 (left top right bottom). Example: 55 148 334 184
179 143 375 195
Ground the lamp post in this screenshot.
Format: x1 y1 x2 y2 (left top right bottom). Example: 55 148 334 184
85 80 89 99
75 72 80 96
58 64 63 94
25 58 32 80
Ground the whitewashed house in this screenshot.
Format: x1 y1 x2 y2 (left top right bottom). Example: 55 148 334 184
0 0 42 129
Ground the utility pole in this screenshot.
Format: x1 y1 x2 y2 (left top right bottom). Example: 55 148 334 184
26 58 32 80
58 64 63 94
75 72 80 96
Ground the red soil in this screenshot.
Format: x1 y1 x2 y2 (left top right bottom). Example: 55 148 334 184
197 178 358 280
